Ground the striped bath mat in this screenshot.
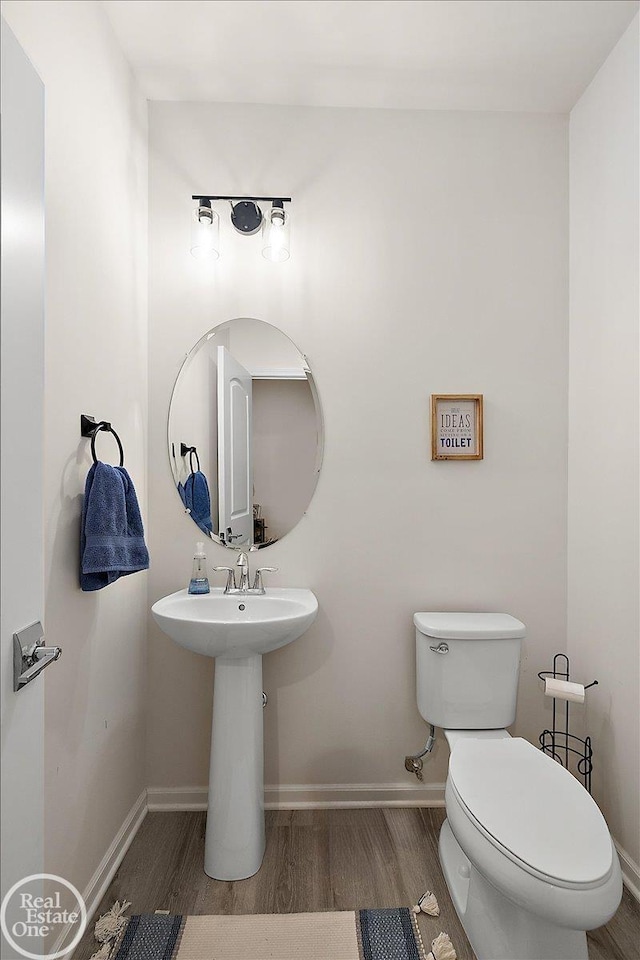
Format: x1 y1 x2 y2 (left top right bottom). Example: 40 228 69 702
108 908 428 960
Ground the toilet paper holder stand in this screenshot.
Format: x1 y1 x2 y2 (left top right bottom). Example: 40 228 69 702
538 653 598 793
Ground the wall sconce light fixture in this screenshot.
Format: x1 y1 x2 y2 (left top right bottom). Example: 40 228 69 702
191 195 291 262
262 200 291 263
190 199 220 261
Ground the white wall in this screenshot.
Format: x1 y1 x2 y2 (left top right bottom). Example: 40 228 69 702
2 0 149 905
147 102 568 796
568 14 639 871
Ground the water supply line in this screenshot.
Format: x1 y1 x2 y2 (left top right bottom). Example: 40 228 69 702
404 724 436 782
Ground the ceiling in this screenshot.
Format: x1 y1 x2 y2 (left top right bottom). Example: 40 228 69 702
103 0 638 112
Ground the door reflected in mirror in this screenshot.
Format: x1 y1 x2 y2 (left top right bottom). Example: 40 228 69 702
169 318 323 549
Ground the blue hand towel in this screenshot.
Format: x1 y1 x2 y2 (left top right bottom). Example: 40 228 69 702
80 461 150 591
184 470 213 535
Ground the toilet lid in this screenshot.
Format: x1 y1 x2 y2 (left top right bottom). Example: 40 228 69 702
449 738 613 884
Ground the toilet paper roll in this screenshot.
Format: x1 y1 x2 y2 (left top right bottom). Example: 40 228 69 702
544 678 585 703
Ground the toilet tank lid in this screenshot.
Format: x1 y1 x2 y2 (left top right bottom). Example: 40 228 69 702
414 612 526 640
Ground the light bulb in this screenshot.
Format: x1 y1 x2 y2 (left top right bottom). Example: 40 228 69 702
190 202 220 260
262 202 290 262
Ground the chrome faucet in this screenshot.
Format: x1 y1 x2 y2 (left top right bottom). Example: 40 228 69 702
213 552 278 595
236 551 250 592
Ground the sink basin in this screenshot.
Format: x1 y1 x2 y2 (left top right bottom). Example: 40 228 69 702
151 587 318 659
151 584 318 882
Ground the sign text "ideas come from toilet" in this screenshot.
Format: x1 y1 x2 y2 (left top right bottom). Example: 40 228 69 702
431 395 483 461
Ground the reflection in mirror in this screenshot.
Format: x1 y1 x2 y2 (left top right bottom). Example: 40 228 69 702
169 318 323 549
178 445 213 536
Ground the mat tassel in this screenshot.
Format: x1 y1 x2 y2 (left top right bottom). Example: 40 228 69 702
427 931 457 960
89 899 131 960
412 890 440 916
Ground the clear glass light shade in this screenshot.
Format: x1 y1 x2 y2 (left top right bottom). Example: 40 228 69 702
190 207 220 260
262 209 290 262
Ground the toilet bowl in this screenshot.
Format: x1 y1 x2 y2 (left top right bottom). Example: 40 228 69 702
441 732 622 960
413 612 622 960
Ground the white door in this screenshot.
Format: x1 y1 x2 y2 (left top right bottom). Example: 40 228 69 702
1 20 46 960
217 346 253 546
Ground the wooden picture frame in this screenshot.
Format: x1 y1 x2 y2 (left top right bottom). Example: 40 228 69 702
431 394 483 461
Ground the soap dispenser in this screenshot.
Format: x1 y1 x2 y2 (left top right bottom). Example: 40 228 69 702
188 542 210 595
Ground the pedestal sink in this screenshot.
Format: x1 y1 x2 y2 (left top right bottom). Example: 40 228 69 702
151 587 318 880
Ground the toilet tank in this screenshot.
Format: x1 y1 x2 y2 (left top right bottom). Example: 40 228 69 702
415 613 526 729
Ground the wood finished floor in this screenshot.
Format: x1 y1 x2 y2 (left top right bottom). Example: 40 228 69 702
73 808 640 960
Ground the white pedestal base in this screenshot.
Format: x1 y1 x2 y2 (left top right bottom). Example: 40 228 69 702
204 654 265 880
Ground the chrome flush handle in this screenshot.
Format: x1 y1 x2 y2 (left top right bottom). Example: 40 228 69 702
429 642 449 655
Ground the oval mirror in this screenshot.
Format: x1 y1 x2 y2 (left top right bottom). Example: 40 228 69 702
168 318 323 548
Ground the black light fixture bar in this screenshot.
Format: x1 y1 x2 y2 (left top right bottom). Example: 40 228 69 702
192 195 292 203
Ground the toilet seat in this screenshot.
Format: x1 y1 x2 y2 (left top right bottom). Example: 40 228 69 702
448 737 613 886
443 735 622 933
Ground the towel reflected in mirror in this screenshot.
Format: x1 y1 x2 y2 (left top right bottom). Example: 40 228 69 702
182 468 213 537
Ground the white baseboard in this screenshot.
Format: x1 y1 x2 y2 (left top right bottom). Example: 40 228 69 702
82 789 148 919
147 782 445 811
52 789 148 957
265 781 445 808
147 785 207 811
614 839 640 903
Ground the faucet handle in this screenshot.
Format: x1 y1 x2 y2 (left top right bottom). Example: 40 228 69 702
252 567 278 591
212 566 236 591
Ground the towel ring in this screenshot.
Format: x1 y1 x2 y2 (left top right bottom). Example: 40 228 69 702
81 415 124 467
180 442 200 473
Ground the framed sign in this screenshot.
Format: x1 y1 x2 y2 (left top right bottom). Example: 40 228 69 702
431 394 483 460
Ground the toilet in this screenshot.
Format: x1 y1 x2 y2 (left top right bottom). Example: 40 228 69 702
414 612 622 960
